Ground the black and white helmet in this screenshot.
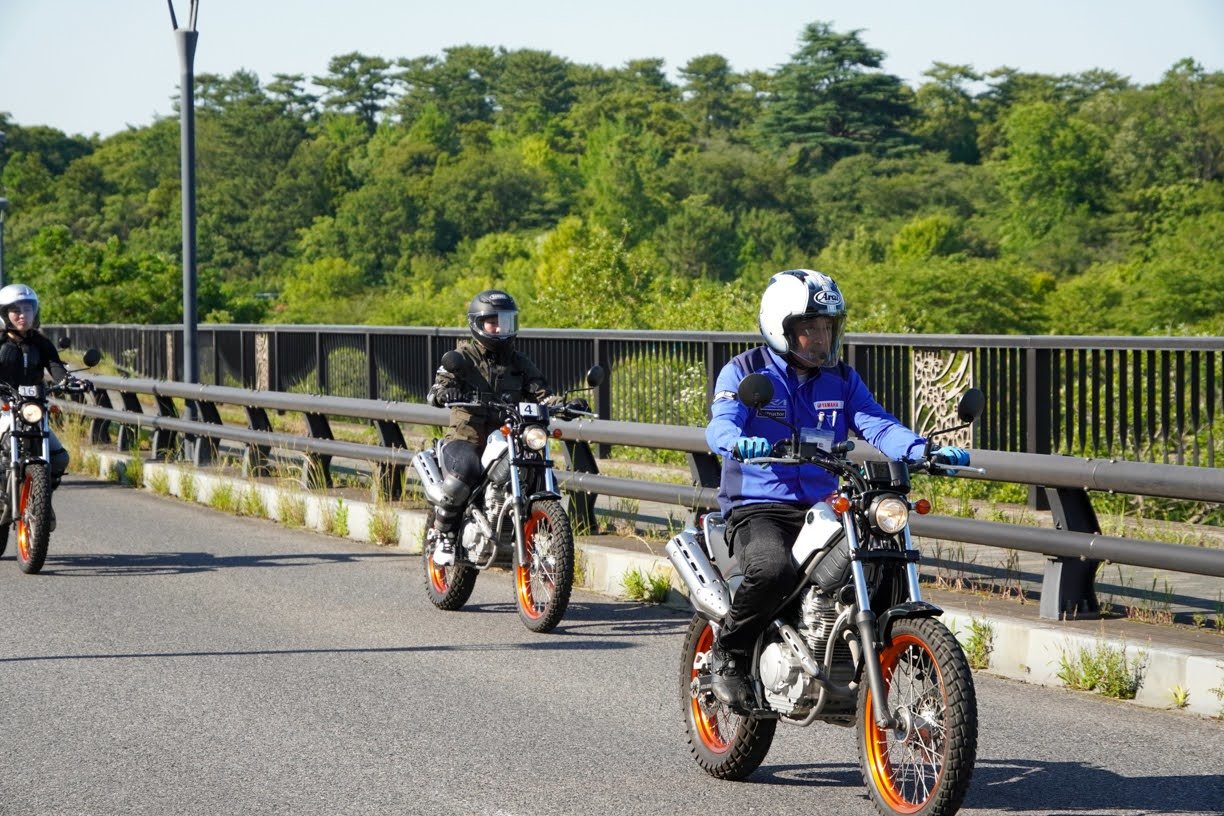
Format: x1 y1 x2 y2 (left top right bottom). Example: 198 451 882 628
466 289 519 351
758 269 846 368
0 283 40 331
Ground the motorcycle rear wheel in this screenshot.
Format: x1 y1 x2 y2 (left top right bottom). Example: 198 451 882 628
16 464 51 574
513 499 573 633
680 615 775 779
421 508 478 610
858 616 978 816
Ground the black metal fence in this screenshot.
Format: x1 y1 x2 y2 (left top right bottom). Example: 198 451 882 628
46 324 1223 467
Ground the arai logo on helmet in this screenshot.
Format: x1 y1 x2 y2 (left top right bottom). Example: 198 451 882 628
813 290 842 306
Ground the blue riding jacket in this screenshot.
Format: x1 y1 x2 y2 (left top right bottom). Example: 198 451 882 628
707 346 926 515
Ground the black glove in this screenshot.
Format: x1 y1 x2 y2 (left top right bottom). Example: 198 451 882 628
438 386 465 405
541 394 564 408
565 398 590 413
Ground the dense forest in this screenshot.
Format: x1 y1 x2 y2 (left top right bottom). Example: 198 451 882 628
0 21 1220 336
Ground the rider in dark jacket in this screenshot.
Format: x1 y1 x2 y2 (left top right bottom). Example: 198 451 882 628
0 284 92 528
423 290 559 563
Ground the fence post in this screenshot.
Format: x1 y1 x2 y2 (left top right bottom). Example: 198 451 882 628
561 440 600 532
1039 486 1102 620
1026 347 1052 510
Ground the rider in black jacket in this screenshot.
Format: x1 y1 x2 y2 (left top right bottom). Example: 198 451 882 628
423 290 560 564
0 284 91 527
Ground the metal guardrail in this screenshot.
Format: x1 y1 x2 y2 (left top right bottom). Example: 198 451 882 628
46 323 1224 469
59 374 1224 621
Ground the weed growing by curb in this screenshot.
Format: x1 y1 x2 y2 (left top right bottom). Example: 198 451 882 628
1056 639 1147 700
1169 684 1190 709
276 490 307 528
239 486 267 518
321 498 350 538
179 472 198 503
368 505 400 546
149 469 171 497
963 618 995 670
621 566 672 603
125 457 144 488
208 481 239 514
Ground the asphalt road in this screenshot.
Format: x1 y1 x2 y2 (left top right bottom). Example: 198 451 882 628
1 477 1221 816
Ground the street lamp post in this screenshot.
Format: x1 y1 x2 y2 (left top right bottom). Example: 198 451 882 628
0 129 8 287
168 0 207 463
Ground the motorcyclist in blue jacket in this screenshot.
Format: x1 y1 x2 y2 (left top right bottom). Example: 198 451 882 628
704 269 969 710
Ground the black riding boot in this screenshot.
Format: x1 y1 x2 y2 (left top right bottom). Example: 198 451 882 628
710 640 754 713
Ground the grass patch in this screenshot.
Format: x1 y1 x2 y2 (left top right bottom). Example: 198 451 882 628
1056 639 1147 700
178 472 198 503
239 486 268 518
620 566 672 603
962 618 995 671
368 504 400 546
321 498 350 538
275 490 308 528
125 456 144 488
149 469 171 497
208 481 239 514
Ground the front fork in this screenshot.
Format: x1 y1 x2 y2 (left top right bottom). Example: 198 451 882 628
4 416 49 522
844 507 923 731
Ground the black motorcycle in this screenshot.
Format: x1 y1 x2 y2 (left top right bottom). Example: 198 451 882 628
0 348 102 573
413 351 604 633
667 373 985 816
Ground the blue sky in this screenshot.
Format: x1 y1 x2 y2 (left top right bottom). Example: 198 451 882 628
2 0 1221 138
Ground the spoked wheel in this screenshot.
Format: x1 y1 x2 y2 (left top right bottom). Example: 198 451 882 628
680 615 775 779
421 509 477 611
16 463 51 574
513 500 574 633
858 617 978 816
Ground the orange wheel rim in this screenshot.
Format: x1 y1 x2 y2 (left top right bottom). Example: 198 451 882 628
515 510 548 619
691 624 730 752
863 632 946 813
426 556 448 592
15 476 30 561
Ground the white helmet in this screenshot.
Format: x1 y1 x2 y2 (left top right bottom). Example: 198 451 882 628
758 269 846 368
0 284 40 331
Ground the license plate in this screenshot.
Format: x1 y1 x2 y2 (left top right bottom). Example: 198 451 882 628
18 386 39 397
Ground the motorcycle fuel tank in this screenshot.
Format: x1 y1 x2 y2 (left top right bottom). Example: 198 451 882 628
791 501 843 565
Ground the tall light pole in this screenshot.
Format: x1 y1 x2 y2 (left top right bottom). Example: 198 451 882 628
0 129 8 288
168 0 204 462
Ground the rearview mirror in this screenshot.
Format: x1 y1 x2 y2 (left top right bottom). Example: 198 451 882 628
440 350 470 375
585 364 606 388
957 388 985 424
737 373 774 409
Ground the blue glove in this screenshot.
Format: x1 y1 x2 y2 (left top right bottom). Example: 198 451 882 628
732 436 771 461
932 445 970 474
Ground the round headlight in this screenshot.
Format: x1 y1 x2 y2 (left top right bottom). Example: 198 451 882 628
522 425 549 451
20 403 44 424
870 496 910 535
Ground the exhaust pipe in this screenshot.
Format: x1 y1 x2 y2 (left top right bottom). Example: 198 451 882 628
411 449 449 507
665 530 732 620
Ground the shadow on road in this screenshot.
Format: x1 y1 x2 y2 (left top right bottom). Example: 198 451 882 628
28 549 407 576
754 760 1224 813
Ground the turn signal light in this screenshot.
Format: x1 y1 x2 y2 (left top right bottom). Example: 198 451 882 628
552 428 563 439
501 425 511 436
914 499 931 515
830 495 851 514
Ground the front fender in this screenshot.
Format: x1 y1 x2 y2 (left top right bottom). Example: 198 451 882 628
877 600 943 641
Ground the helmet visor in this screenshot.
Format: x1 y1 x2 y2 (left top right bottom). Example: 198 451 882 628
5 301 35 321
476 310 518 337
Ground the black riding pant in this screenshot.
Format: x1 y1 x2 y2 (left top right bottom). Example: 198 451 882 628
717 502 807 654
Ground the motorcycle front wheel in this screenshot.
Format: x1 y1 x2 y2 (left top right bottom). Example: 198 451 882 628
858 616 978 816
421 508 478 610
513 499 573 633
680 615 775 780
16 463 51 574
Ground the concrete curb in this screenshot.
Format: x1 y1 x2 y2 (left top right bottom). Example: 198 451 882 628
90 451 1224 720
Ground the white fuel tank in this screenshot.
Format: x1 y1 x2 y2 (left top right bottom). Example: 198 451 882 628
791 501 843 565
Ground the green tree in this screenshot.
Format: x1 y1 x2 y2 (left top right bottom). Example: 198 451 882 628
314 52 393 133
757 21 916 171
913 63 981 163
